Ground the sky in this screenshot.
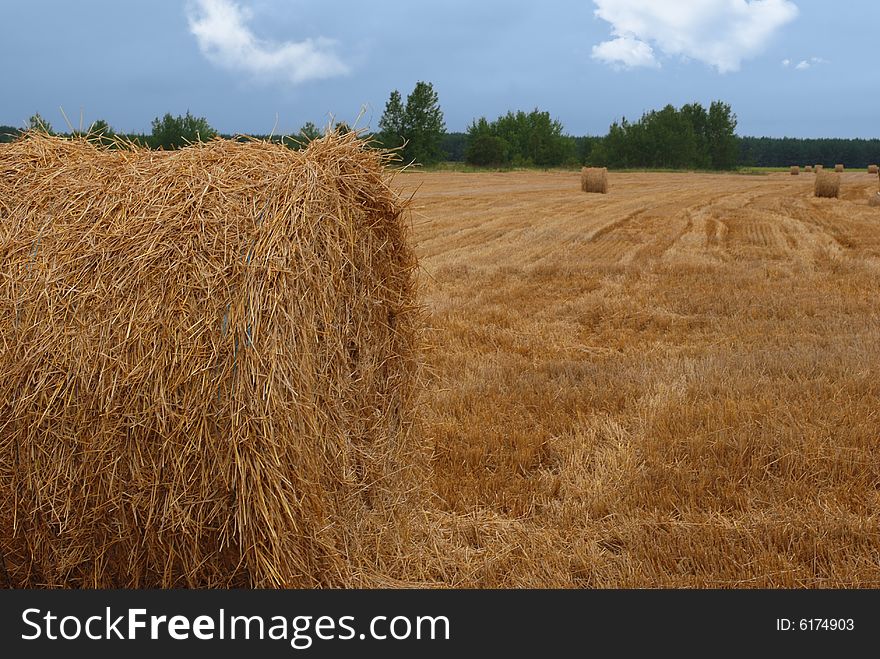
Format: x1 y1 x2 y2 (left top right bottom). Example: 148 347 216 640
1 0 878 138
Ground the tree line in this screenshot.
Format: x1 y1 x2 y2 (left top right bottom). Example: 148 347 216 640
0 111 318 150
464 110 575 167
4 88 877 169
587 102 739 170
739 136 880 169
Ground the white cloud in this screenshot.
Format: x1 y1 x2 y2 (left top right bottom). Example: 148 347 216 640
782 56 828 71
187 0 348 84
592 36 660 68
591 0 800 73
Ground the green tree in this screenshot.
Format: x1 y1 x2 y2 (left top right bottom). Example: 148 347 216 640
576 136 603 165
493 111 530 164
601 120 628 168
524 110 573 166
465 118 509 166
378 89 406 151
285 121 321 150
707 101 738 169
87 119 115 146
27 112 53 134
150 111 217 150
587 139 610 167
644 105 698 168
441 132 469 162
680 103 710 168
467 135 510 167
402 81 445 165
737 135 880 168
464 108 573 168
0 125 21 143
299 121 321 141
592 101 739 171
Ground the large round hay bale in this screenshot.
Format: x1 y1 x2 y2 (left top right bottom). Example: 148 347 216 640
814 170 841 198
790 166 800 175
581 167 608 194
835 164 845 172
868 164 879 174
0 132 422 588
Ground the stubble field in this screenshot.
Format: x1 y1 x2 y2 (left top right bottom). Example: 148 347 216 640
398 170 880 587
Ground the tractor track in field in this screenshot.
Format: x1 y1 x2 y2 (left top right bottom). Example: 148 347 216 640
403 170 880 274
392 169 880 589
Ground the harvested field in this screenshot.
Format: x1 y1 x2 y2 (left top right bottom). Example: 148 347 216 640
399 169 880 588
3 158 880 589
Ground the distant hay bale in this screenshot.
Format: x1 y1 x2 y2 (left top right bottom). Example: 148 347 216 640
815 165 824 172
835 164 845 172
805 165 813 173
814 170 841 198
581 167 608 194
868 164 879 174
790 166 800 175
0 132 422 588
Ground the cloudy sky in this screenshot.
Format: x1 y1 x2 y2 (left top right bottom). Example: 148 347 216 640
2 1 877 138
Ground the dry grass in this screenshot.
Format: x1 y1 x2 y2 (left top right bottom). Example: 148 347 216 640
814 170 841 198
582 167 609 194
399 169 880 588
0 132 424 588
835 164 845 172
4 150 880 589
869 193 880 207
790 166 800 175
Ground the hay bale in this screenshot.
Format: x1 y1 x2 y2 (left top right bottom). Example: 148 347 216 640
805 165 813 173
581 167 608 194
0 132 422 588
814 170 841 198
868 164 879 174
790 166 800 175
835 164 844 172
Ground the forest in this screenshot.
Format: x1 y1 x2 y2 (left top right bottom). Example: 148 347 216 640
3 91 877 169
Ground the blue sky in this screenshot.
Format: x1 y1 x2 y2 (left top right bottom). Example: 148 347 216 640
1 1 877 138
